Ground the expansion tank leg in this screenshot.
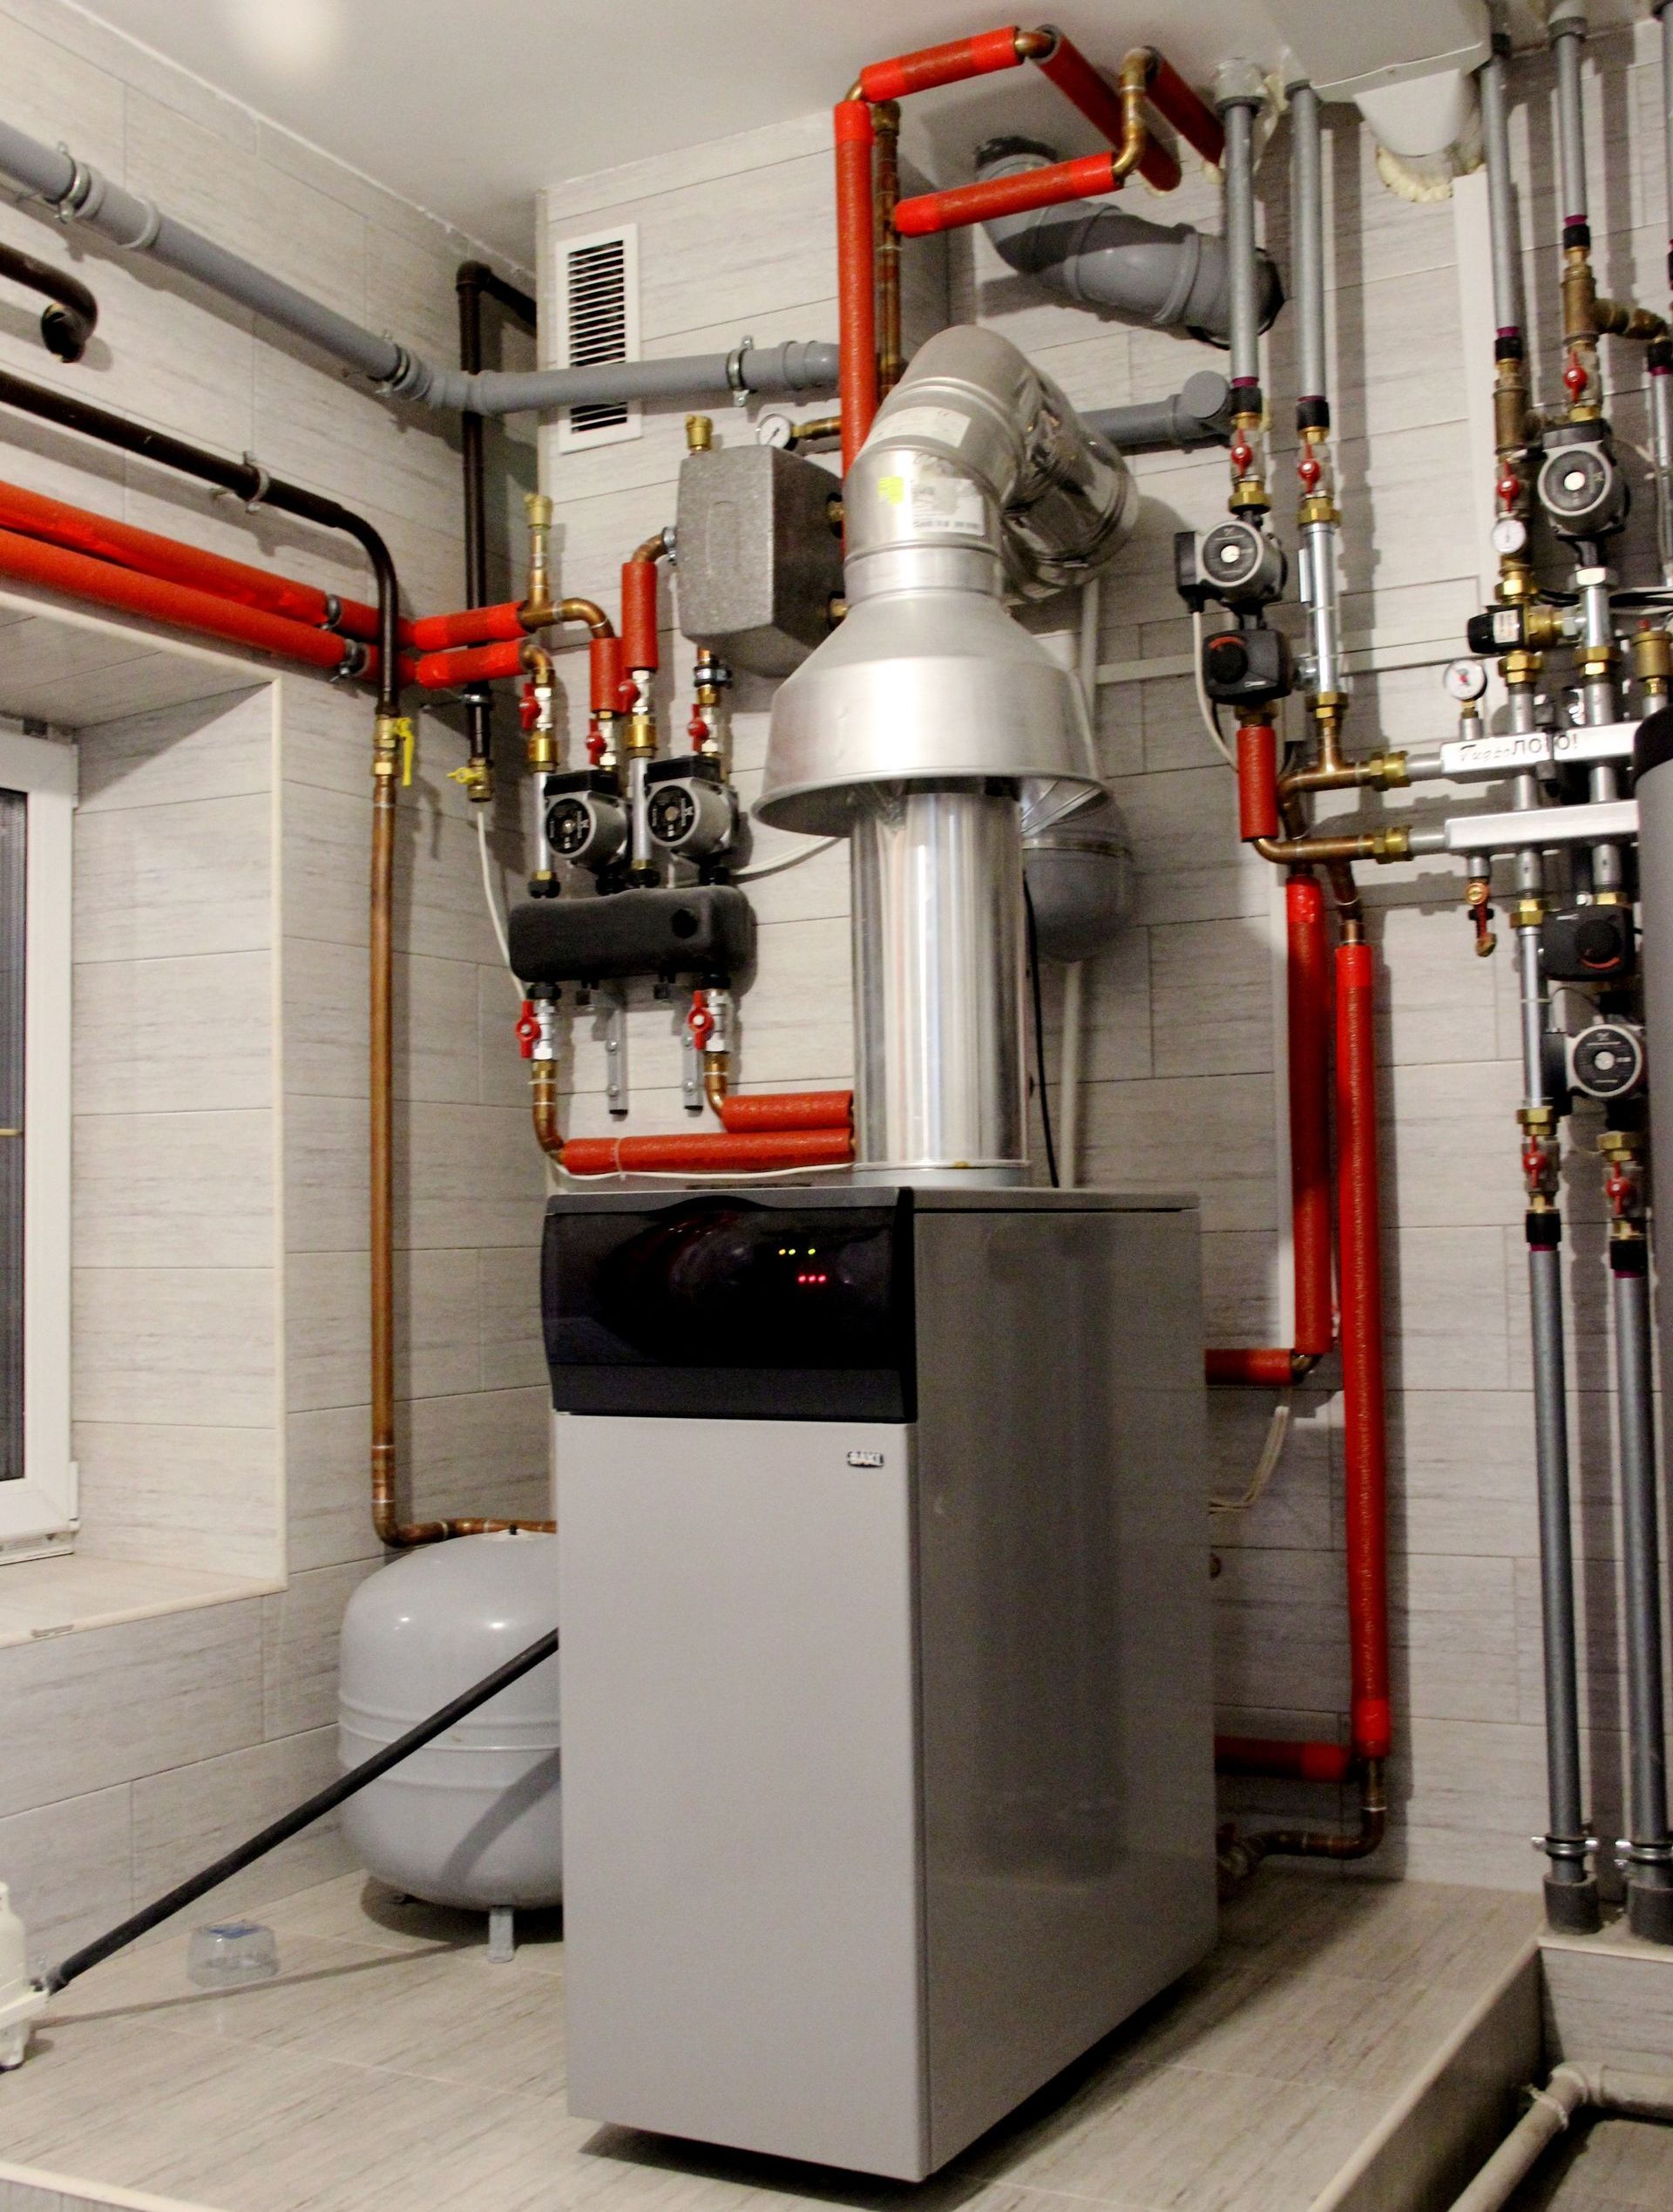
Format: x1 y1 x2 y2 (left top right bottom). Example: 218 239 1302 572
488 1906 516 1964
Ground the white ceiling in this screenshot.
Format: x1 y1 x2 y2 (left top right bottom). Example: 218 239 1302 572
74 0 1644 265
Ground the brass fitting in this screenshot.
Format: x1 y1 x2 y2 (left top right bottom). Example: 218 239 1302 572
531 1060 563 1163
520 492 555 628
1493 355 1536 462
1253 824 1412 867
1561 244 1598 348
558 595 613 639
523 644 558 776
1497 559 1539 606
1298 492 1339 528
1501 650 1542 688
1510 895 1546 931
1594 297 1669 342
372 712 410 787
447 756 494 804
1280 750 1408 797
1107 49 1154 187
1521 606 1567 650
1229 476 1270 515
686 414 713 452
1633 624 1672 696
1577 641 1617 682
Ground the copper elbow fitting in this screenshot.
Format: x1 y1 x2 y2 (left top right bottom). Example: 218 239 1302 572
702 1054 731 1117
531 1062 563 1162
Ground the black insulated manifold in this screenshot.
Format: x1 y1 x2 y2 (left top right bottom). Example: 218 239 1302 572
508 883 755 986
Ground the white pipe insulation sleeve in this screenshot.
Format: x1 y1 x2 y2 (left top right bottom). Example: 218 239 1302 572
1357 72 1484 202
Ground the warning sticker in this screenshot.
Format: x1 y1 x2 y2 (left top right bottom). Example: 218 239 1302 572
908 461 986 538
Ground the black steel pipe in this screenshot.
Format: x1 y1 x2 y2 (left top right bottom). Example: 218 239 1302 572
0 364 402 715
43 1626 559 1994
456 261 536 771
0 241 97 363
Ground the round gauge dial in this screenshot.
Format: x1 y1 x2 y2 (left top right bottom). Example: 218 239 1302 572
1490 514 1527 556
1442 657 1488 703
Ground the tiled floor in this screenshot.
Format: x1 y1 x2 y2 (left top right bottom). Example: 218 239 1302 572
1508 2116 1673 2210
0 1869 1538 2212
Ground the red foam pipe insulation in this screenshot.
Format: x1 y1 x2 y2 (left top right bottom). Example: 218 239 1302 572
834 99 879 468
1142 51 1226 167
406 600 526 652
0 475 385 644
0 523 361 675
563 1126 854 1175
621 559 660 672
718 1090 853 1134
1033 35 1181 193
410 636 525 689
1214 1736 1353 1785
858 27 1023 102
1337 938 1392 1765
1288 877 1334 1360
1205 1347 1295 1388
590 634 623 716
895 152 1123 238
1236 720 1279 842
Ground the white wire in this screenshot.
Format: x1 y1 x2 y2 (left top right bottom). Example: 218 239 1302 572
732 836 841 882
1209 1392 1293 1518
1190 606 1238 770
476 809 515 976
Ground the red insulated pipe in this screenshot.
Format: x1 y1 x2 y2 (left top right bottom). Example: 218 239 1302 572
895 153 1122 238
718 1090 853 1134
410 637 525 689
834 99 879 468
1033 35 1181 193
1215 1736 1354 1785
858 26 1024 102
1336 939 1392 1765
1142 51 1227 167
0 523 361 675
562 1126 854 1175
0 476 385 644
621 559 660 672
1236 720 1279 843
407 600 527 652
590 634 623 716
1288 878 1334 1360
1205 1347 1295 1388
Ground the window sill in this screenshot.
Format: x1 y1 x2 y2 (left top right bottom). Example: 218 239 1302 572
0 1551 281 1645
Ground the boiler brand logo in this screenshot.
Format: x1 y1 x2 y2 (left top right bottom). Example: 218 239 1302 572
846 1449 885 1469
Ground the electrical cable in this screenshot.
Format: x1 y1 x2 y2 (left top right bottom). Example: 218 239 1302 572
42 1626 560 1996
556 1161 855 1184
1190 606 1237 769
476 809 515 976
1024 880 1060 1188
1211 1393 1293 1517
731 836 841 882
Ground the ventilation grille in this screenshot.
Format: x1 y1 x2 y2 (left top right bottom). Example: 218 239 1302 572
553 224 641 452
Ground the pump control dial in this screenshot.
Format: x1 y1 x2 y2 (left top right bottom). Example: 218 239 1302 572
1442 658 1488 703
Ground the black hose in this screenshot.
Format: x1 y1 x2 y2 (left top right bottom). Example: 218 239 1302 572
43 1626 559 1995
0 242 98 363
455 261 537 771
0 366 403 716
1024 880 1060 1188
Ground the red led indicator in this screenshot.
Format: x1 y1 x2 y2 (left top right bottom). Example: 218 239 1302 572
796 1271 830 1286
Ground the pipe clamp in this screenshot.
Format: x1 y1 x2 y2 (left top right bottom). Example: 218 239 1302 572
726 337 754 405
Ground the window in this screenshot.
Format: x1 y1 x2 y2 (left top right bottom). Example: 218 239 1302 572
0 730 74 1557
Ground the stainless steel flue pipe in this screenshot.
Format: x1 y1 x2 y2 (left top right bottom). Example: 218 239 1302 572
761 327 1134 1181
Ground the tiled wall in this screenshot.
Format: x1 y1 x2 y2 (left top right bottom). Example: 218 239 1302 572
0 0 545 1962
537 24 1670 1892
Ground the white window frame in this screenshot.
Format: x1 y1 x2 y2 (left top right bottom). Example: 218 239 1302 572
0 729 76 1556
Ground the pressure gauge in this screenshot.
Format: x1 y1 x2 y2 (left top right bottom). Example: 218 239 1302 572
755 411 796 450
1490 514 1527 557
1442 658 1488 703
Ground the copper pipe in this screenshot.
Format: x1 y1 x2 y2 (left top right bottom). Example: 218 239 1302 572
1222 1761 1387 1875
1251 826 1410 867
369 720 554 1547
1594 296 1670 341
1279 751 1408 797
873 100 903 395
702 1053 730 1117
532 1060 564 1161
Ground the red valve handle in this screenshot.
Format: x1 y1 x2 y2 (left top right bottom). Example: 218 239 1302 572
1297 453 1321 492
515 1001 541 1061
586 720 606 766
1563 352 1588 398
687 991 715 1048
687 710 709 750
1230 438 1253 472
518 682 540 733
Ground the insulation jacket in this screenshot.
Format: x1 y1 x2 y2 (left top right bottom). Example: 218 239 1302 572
562 1126 854 1174
858 28 1023 101
406 599 526 651
0 522 358 673
1205 1347 1294 1387
410 637 525 689
717 1089 853 1133
1337 939 1392 1762
1236 719 1279 841
1033 36 1181 192
621 558 660 672
0 475 383 642
1288 877 1334 1360
834 100 879 466
590 634 623 716
1142 52 1227 166
1215 1735 1353 1784
896 153 1122 238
